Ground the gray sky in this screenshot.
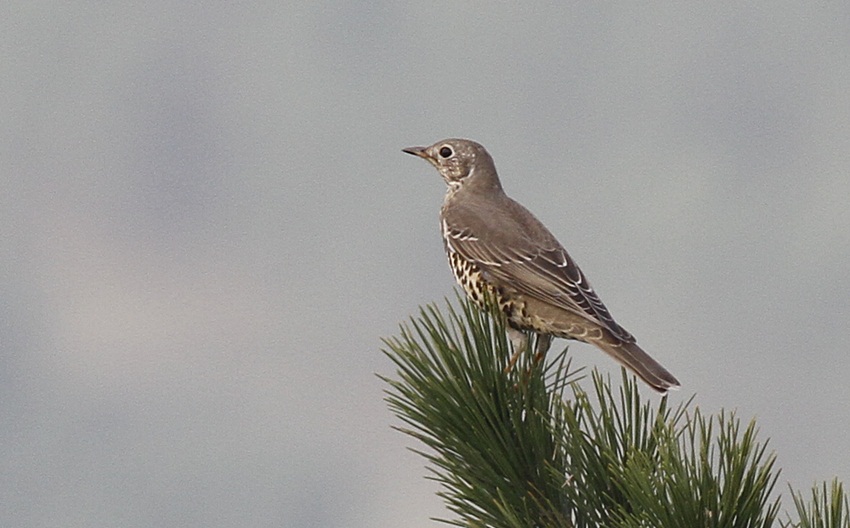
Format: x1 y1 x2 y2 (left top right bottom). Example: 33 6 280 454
3 2 849 526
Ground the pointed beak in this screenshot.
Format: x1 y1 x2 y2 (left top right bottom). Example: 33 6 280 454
402 146 428 159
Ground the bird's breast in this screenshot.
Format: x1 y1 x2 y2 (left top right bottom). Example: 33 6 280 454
445 248 534 327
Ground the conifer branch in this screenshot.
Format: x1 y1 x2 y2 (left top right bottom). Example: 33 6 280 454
381 294 847 527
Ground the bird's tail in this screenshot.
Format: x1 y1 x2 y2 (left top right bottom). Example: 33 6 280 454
594 339 680 393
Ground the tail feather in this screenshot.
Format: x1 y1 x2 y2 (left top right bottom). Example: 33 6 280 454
594 339 680 393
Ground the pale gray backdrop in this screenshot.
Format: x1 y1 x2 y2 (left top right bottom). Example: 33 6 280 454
2 2 849 527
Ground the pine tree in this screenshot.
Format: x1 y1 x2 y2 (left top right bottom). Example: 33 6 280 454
381 294 848 528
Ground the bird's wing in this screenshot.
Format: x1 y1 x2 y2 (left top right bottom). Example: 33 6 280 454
443 218 635 343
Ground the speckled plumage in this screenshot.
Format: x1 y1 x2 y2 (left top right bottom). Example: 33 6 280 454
403 138 680 393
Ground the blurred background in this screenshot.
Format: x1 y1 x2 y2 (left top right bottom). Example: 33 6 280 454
2 2 849 526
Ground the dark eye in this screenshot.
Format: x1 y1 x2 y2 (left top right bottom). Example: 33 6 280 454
439 146 453 158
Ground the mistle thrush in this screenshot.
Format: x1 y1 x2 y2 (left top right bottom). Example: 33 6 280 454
403 138 680 393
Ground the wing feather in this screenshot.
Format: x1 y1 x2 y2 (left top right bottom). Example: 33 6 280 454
443 218 635 343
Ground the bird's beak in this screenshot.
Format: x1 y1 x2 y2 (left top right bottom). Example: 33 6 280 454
402 146 429 159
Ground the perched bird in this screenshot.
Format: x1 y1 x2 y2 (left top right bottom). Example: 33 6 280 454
403 138 680 393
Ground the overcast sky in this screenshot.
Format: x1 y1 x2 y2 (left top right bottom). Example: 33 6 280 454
3 2 850 527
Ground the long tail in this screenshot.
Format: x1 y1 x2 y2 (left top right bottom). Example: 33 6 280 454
594 339 680 393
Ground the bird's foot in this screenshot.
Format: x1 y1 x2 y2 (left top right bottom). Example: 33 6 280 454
504 327 528 373
504 349 522 373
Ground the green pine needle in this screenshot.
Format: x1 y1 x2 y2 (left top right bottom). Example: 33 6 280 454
785 479 850 528
380 293 577 526
380 293 843 528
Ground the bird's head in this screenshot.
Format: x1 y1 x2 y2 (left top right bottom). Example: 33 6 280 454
403 138 501 192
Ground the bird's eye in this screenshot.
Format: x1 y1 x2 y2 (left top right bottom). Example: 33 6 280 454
439 146 453 158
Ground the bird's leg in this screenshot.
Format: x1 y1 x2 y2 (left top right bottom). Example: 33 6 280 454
505 327 528 372
533 333 553 364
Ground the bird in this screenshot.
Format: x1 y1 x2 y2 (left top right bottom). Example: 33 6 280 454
402 138 680 393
